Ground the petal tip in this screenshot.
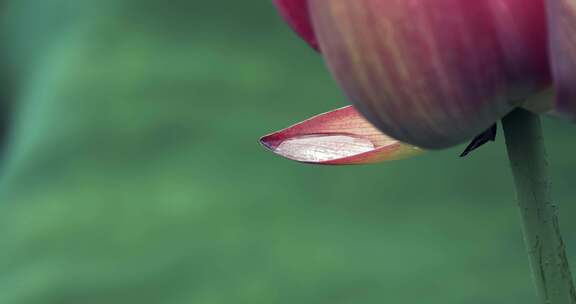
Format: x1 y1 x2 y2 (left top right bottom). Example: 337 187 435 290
259 134 274 150
273 0 319 52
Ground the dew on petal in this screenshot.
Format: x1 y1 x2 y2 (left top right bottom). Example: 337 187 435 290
273 134 375 162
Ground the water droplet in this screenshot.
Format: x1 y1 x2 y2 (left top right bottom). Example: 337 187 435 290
274 134 375 162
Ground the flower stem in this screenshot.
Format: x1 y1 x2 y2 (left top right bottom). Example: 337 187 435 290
502 109 576 304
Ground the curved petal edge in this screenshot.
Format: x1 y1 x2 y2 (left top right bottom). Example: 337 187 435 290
547 0 576 121
260 106 423 165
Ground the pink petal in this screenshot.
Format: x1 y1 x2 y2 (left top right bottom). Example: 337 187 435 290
273 0 319 51
260 106 423 165
307 0 550 149
546 0 576 120
489 0 551 96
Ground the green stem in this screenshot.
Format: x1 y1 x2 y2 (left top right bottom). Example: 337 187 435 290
502 109 576 304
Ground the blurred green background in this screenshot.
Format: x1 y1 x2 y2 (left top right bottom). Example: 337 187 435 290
0 1 575 303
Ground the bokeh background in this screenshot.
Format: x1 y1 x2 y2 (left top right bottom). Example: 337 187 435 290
0 1 575 304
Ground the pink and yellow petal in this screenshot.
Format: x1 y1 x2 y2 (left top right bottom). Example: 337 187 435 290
308 0 549 149
546 0 576 120
273 0 319 51
260 106 423 165
522 87 555 114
